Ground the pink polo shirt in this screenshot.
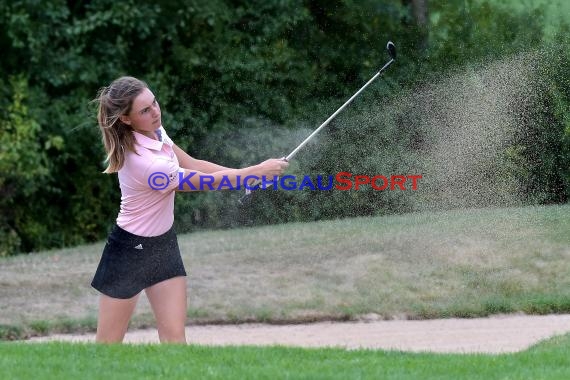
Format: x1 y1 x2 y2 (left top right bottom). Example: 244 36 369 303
116 126 182 237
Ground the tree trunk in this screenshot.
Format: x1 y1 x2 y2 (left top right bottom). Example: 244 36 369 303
411 0 428 28
403 0 429 51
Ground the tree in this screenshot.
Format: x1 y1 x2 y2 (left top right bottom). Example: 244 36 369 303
403 0 429 51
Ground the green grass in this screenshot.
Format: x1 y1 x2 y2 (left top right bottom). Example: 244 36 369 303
3 333 570 380
0 204 569 340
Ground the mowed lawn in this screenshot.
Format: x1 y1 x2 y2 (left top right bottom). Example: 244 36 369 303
2 333 570 380
0 204 568 340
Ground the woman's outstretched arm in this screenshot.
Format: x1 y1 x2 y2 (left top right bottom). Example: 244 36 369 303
173 144 231 173
176 158 288 192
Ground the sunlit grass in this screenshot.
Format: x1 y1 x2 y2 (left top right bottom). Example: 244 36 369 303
3 333 570 380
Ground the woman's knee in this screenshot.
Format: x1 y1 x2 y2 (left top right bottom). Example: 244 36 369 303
157 326 187 343
96 293 139 343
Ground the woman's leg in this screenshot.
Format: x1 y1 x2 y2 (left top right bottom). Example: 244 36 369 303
95 293 140 343
145 276 188 343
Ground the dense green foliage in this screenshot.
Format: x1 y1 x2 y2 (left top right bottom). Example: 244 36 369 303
0 0 568 255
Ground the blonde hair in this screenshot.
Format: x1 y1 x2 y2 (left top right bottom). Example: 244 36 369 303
94 76 148 173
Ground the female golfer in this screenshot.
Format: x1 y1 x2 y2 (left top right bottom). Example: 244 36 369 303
91 76 288 343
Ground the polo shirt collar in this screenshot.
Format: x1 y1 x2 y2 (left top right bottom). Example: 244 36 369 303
133 130 163 151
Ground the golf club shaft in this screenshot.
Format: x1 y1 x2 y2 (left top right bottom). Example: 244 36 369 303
285 58 395 162
239 42 396 204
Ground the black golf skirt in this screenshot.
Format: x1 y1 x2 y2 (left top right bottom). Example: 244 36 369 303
91 224 187 299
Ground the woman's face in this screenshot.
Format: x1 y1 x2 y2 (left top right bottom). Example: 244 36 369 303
121 87 162 138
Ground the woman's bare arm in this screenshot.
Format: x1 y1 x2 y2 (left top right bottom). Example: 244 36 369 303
173 144 231 173
176 158 288 192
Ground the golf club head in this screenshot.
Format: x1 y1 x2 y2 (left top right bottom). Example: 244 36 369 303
387 41 396 60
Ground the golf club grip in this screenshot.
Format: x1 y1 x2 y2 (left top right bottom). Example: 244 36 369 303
237 180 265 205
238 192 252 205
241 157 287 194
238 171 282 205
247 178 262 190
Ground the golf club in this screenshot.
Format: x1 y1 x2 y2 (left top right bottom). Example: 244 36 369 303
286 41 396 162
239 41 397 205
